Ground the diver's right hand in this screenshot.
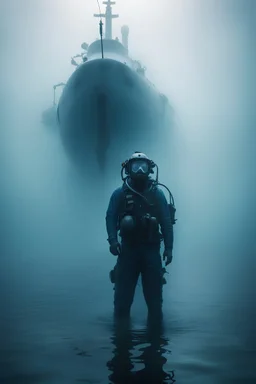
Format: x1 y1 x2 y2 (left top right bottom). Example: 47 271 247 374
109 241 121 256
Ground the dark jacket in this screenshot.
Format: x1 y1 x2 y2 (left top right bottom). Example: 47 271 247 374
106 181 173 250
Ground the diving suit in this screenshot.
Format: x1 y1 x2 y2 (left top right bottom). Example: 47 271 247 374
106 152 176 320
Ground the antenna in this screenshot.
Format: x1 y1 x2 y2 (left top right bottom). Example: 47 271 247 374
96 0 104 58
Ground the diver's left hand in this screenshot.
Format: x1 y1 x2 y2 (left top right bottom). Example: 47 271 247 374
163 249 173 266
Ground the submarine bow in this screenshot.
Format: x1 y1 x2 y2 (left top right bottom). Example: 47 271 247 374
57 4 173 176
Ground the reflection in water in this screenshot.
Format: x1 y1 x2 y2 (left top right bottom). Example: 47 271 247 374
107 319 175 383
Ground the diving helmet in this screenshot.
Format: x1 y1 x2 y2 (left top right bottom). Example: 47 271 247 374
126 152 154 180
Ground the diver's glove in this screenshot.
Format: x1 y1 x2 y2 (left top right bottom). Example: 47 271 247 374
109 241 121 256
163 249 173 266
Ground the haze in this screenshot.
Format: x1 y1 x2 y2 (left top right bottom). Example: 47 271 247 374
0 1 255 383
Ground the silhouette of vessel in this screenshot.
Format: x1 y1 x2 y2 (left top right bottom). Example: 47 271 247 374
45 1 174 176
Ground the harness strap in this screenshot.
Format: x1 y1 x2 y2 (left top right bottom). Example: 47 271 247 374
124 192 134 212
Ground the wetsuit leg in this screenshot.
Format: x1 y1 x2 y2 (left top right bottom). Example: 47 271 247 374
141 244 163 321
114 243 140 318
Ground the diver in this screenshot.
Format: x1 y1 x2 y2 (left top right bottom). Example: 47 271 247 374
105 152 176 320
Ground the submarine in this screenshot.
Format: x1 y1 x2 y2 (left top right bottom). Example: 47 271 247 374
56 0 174 177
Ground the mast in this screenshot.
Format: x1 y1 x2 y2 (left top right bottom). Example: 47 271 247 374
94 1 119 40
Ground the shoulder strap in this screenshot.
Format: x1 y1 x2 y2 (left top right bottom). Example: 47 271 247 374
121 182 135 213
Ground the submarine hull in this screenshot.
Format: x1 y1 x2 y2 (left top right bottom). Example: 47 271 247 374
58 58 173 177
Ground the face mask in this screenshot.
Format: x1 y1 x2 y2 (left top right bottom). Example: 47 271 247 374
130 160 149 174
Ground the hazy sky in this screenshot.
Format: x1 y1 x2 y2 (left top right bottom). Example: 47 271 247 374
1 0 254 115
2 0 186 106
